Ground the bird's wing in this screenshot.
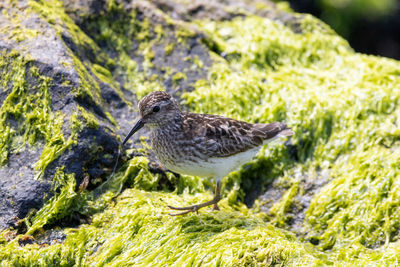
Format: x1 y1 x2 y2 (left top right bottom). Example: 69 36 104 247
182 113 289 158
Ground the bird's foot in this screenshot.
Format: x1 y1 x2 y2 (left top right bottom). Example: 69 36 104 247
168 197 220 216
167 204 200 216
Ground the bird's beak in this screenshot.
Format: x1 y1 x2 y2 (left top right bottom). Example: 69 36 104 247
122 118 145 146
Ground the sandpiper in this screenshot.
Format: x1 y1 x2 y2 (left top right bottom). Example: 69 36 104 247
122 91 293 215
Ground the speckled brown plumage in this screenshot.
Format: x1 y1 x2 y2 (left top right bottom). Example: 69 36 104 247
123 91 293 215
180 113 289 157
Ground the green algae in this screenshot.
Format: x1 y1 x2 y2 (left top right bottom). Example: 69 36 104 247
26 168 78 234
164 43 175 56
1 2 40 43
28 0 127 109
0 52 73 175
34 112 77 178
0 0 123 239
2 1 400 266
182 13 400 263
81 2 165 99
0 50 82 240
0 155 325 266
171 71 187 85
0 189 320 266
269 181 299 227
116 52 164 99
76 106 100 130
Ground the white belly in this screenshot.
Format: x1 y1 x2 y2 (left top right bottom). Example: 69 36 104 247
159 134 284 180
164 146 261 180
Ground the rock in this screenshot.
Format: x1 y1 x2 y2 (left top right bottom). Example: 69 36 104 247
0 0 132 229
0 0 215 229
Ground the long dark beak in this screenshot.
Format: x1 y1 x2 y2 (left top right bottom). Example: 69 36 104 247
122 118 145 146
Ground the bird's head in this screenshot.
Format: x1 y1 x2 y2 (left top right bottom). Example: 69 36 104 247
122 91 181 146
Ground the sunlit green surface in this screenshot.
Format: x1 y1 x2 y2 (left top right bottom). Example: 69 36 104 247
1 0 400 265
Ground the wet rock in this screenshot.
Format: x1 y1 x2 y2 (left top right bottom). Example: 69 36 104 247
0 0 136 229
36 229 67 246
258 169 330 235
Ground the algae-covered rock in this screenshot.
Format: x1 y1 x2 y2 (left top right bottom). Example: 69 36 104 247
1 0 400 265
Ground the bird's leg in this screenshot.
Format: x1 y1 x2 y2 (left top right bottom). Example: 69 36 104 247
168 181 221 216
212 181 221 210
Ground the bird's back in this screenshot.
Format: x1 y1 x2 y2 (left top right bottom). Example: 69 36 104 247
150 112 292 178
181 113 293 158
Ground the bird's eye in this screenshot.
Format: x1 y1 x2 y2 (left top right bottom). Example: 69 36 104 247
152 105 160 113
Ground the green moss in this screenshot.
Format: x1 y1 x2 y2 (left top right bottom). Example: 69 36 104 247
0 52 74 176
2 1 400 266
182 14 400 263
171 71 186 85
269 182 299 227
164 43 175 56
0 1 40 43
175 25 196 44
76 106 100 129
81 3 166 99
26 168 78 234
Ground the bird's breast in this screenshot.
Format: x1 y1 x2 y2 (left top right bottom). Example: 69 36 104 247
150 128 201 166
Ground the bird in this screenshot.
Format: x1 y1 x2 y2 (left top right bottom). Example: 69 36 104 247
122 91 293 215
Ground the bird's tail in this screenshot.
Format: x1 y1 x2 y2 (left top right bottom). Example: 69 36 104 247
278 128 294 137
257 122 294 145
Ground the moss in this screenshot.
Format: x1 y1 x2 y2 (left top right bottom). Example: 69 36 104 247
171 71 187 85
0 52 75 177
26 168 78 235
0 1 40 43
164 43 175 56
81 2 165 98
269 182 299 227
76 106 100 129
175 25 196 44
2 1 400 266
115 52 164 99
182 14 400 263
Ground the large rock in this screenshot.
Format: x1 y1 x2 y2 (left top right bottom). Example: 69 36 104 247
1 0 400 265
0 0 215 229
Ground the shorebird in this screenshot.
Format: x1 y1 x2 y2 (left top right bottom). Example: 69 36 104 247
122 91 293 215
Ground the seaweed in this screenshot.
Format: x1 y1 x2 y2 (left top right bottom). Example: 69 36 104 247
1 0 400 265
